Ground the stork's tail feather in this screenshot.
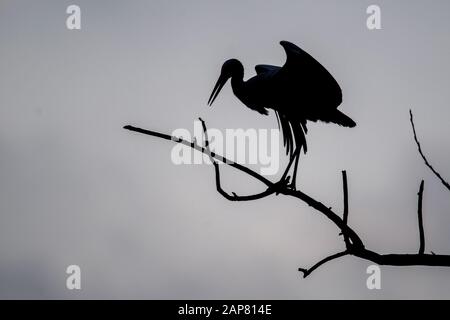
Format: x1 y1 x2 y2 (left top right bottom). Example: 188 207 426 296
275 111 308 157
293 121 307 154
328 110 356 128
275 111 293 156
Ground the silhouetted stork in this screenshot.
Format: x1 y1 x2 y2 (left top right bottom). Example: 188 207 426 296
208 41 356 189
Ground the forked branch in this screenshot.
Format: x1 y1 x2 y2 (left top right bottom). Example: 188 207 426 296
124 116 450 278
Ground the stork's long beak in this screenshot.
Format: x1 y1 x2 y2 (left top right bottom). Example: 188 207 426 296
208 73 228 106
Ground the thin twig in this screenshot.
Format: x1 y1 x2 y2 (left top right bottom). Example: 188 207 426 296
341 171 351 248
417 180 425 255
298 251 348 278
198 117 278 201
410 110 450 191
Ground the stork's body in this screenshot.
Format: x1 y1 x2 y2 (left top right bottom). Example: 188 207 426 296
208 41 356 189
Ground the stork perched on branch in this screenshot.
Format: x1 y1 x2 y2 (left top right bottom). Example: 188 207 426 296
208 40 355 189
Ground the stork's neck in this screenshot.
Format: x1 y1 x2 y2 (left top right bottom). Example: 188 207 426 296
230 72 244 95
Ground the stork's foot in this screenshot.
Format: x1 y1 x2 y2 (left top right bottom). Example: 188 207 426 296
283 176 298 191
287 181 297 191
275 176 295 194
284 178 297 190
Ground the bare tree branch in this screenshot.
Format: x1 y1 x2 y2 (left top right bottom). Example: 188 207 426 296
124 120 450 278
410 110 450 191
352 249 450 266
124 124 364 249
417 180 425 255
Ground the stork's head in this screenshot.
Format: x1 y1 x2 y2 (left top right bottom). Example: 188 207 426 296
208 59 244 106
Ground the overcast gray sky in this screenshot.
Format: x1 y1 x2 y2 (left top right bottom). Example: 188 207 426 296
1 0 450 299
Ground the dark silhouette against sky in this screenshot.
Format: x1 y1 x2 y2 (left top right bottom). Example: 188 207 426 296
126 38 450 278
3 0 450 299
208 41 356 189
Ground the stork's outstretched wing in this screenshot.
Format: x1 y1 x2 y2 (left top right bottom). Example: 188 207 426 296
275 41 342 110
280 41 319 71
255 64 280 75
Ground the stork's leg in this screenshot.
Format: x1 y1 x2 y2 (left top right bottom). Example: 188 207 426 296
280 147 300 187
289 149 301 190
